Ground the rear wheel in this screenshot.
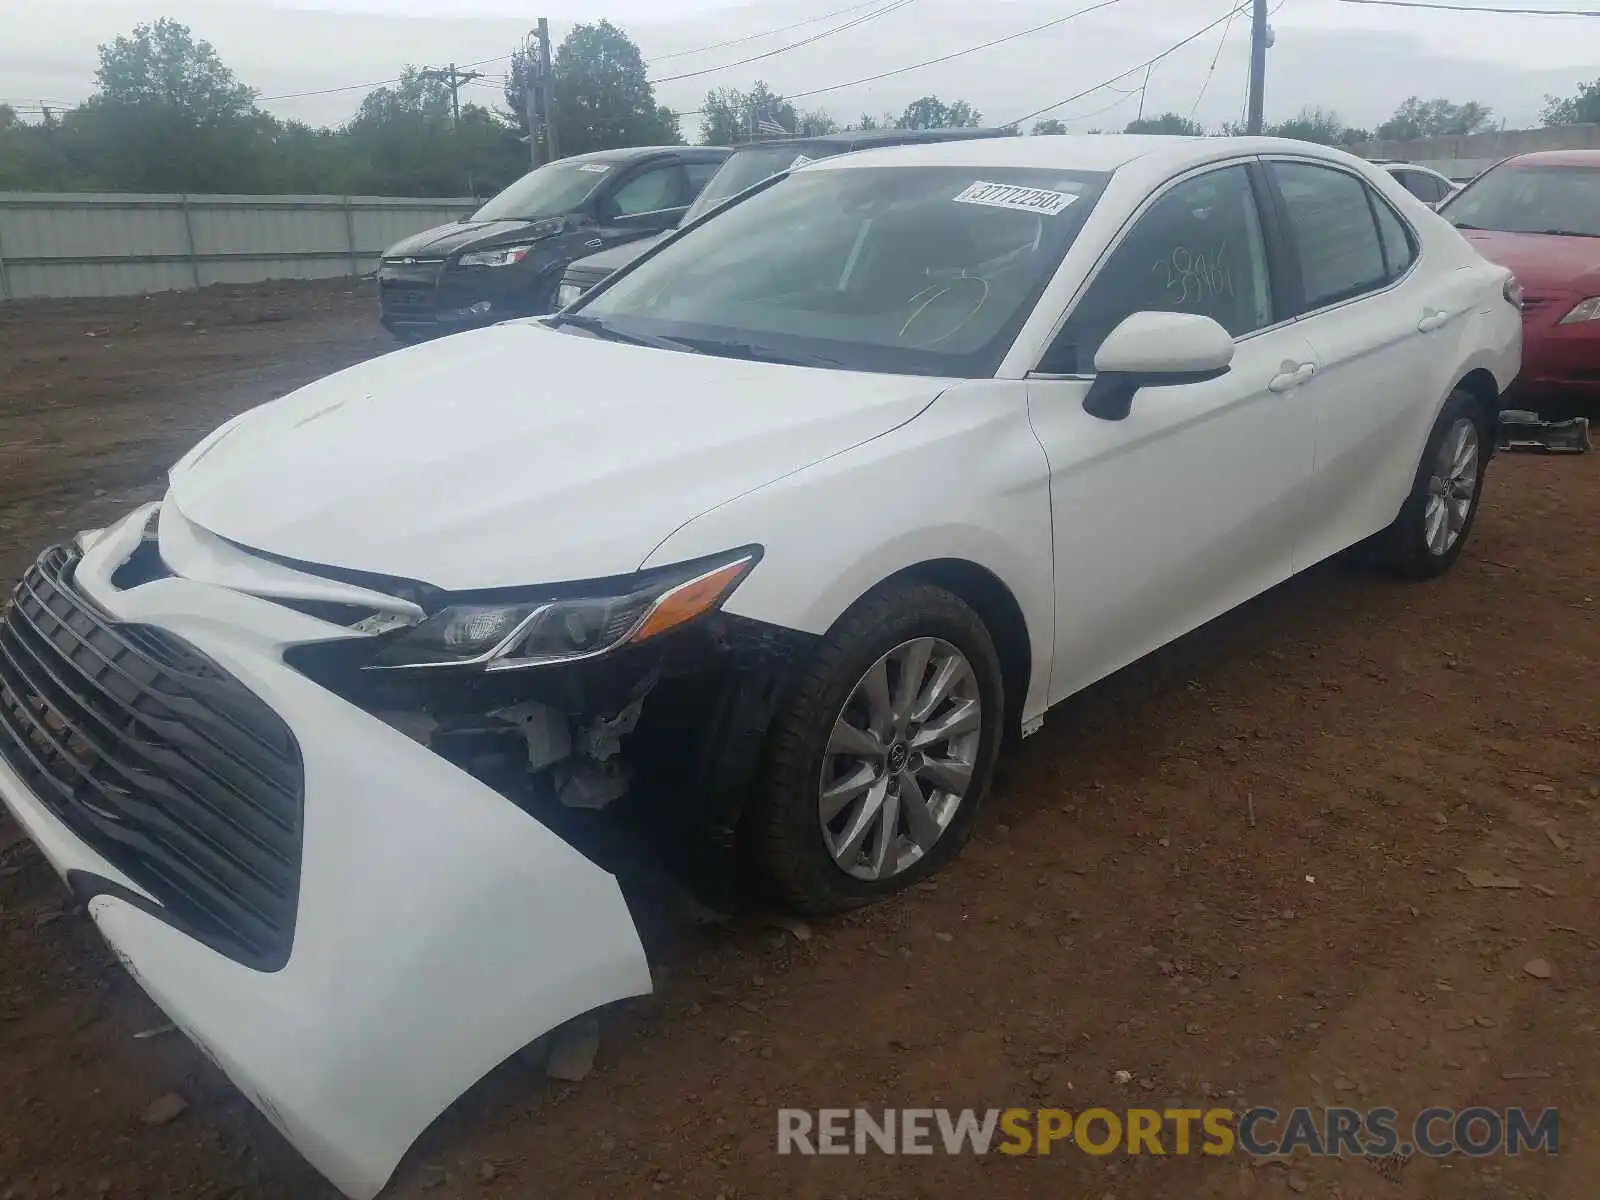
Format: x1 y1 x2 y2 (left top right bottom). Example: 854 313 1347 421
1375 388 1490 578
750 583 1005 914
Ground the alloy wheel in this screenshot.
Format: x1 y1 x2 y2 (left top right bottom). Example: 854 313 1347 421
817 637 983 881
1424 416 1479 557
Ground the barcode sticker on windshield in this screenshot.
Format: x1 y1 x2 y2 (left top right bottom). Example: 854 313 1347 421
790 154 815 169
577 163 611 173
953 181 1077 215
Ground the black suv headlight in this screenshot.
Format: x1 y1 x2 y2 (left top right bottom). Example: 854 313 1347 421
367 549 759 671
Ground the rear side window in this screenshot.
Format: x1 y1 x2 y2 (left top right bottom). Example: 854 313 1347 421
1372 197 1417 281
1270 161 1390 312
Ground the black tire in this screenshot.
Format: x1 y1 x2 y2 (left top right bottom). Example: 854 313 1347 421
1374 387 1491 579
750 582 1005 914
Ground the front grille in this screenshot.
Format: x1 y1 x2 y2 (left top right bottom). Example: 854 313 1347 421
381 284 436 313
0 546 304 970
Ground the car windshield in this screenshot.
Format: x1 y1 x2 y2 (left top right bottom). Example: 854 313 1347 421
1443 164 1600 237
683 145 832 224
572 165 1109 377
472 161 611 222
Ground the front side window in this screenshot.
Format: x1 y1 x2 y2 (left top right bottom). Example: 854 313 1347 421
472 161 610 222
1270 161 1389 311
1442 163 1600 238
609 164 685 216
573 166 1109 377
1046 165 1274 374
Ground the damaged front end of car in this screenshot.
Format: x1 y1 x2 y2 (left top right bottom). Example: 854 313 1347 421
0 499 808 1199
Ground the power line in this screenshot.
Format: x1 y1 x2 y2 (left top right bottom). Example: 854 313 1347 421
1190 4 1241 117
1336 0 1600 13
649 0 920 85
534 0 1137 131
256 52 512 103
1007 2 1250 127
759 0 1133 106
650 0 901 62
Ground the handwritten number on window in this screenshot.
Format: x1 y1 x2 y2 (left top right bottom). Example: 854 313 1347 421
1153 242 1235 308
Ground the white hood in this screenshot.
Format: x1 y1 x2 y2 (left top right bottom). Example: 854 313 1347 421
167 321 946 591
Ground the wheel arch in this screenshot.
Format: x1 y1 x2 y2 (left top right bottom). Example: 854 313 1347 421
1453 366 1502 434
854 557 1033 740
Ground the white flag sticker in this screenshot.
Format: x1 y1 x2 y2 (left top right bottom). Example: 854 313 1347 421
576 163 611 173
789 154 815 169
953 180 1078 216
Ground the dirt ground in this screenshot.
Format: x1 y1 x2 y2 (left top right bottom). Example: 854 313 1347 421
0 278 1596 1200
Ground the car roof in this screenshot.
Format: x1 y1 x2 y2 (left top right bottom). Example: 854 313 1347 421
566 145 728 164
805 133 1359 174
1505 148 1600 168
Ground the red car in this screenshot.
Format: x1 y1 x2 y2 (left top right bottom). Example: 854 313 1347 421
1440 149 1600 417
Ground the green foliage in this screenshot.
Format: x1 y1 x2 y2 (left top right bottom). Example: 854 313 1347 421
1031 118 1067 135
548 21 681 154
700 81 795 145
1263 107 1368 146
895 96 981 130
1376 96 1495 141
1124 113 1205 136
1541 79 1600 127
340 67 524 197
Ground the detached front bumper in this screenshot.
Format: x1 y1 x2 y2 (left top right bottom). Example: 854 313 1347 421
0 506 652 1199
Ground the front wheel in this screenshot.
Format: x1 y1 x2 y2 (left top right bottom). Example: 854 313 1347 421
749 582 1005 914
1375 388 1490 578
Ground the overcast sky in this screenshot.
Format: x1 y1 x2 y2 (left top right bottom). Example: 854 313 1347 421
4 0 1599 136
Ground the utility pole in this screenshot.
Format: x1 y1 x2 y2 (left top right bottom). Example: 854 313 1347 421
1136 63 1153 123
420 63 485 128
40 105 64 190
522 30 542 169
536 19 558 163
1246 0 1269 135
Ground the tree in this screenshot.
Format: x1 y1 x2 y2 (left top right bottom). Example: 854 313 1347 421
68 19 279 192
1264 107 1366 146
1032 118 1067 135
94 18 258 117
700 81 796 144
343 67 523 196
1542 79 1600 127
794 108 839 137
508 21 679 157
1376 97 1494 141
895 96 981 130
1124 113 1204 136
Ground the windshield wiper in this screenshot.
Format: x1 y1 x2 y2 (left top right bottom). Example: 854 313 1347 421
670 336 848 369
549 313 700 353
1534 228 1599 238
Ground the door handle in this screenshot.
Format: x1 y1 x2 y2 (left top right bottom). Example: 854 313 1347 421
1269 362 1316 393
1417 309 1451 333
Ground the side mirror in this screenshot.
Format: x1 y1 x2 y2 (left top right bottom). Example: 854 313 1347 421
1082 311 1234 421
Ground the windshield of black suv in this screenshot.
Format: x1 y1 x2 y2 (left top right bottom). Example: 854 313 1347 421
472 160 612 222
571 165 1109 377
1443 164 1600 237
683 145 831 224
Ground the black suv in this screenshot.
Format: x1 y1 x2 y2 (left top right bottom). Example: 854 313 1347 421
377 145 730 340
555 127 1016 309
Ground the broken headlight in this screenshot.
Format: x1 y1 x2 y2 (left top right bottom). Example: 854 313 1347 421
367 549 758 671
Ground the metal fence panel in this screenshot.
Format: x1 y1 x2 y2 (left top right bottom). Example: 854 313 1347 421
0 192 478 301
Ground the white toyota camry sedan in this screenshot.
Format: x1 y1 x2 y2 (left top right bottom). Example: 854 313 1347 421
0 135 1520 1197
